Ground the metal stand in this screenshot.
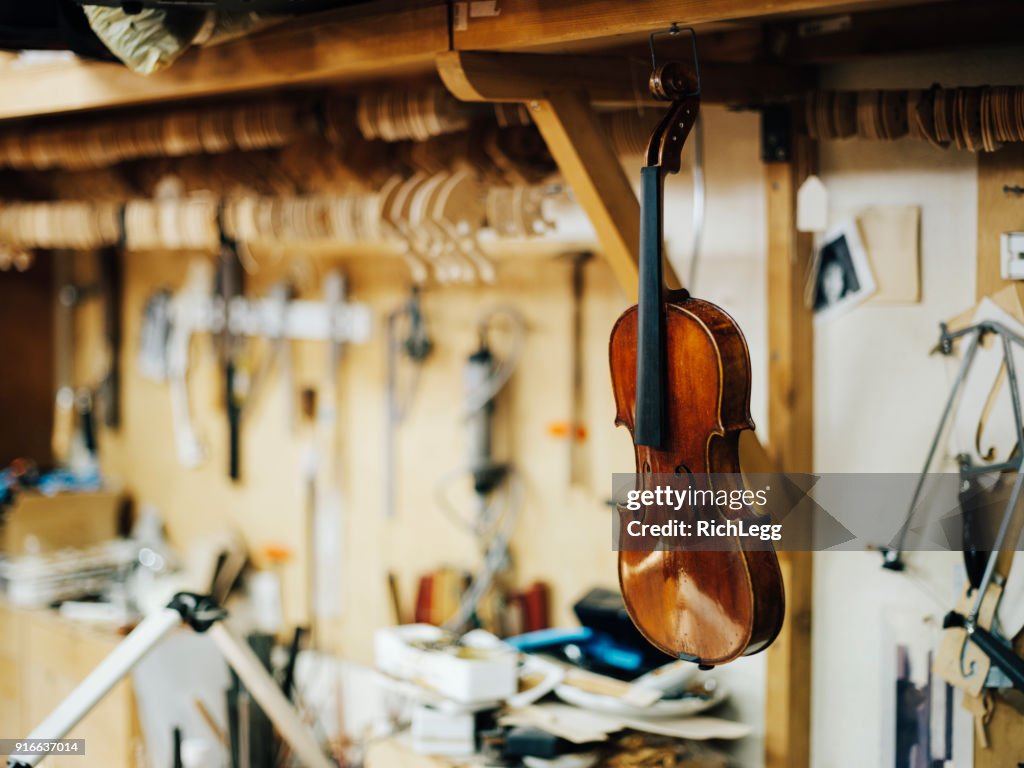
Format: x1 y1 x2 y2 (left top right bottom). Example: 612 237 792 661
883 320 1024 692
8 593 332 768
883 320 1024 569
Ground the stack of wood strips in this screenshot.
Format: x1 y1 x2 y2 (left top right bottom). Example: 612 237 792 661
915 84 1024 151
0 86 479 172
0 201 122 248
804 85 1024 151
485 184 554 238
227 193 389 245
123 197 221 251
0 86 670 179
356 86 472 142
855 90 909 140
0 102 314 170
0 181 558 253
804 90 908 140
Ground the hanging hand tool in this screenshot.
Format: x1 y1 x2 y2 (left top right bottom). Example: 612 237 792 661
384 286 433 518
435 306 526 633
167 261 213 469
216 216 246 482
51 251 75 466
304 270 350 643
50 243 124 463
97 243 123 429
563 252 591 488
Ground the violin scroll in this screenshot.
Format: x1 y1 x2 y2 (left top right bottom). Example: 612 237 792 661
649 61 695 102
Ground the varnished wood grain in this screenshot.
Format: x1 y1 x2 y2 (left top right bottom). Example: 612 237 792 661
610 295 785 665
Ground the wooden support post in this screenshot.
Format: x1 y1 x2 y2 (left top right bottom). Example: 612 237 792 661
526 93 643 297
763 129 816 768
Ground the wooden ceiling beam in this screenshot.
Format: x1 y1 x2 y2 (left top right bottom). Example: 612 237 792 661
0 0 447 121
452 0 945 52
438 51 812 107
0 0 952 122
769 0 1024 63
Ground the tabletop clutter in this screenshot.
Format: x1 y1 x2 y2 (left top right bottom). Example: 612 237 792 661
373 588 750 767
0 463 745 768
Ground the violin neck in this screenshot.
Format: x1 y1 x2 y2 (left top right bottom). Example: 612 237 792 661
634 164 666 449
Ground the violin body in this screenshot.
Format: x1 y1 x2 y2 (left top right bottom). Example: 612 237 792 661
610 290 785 666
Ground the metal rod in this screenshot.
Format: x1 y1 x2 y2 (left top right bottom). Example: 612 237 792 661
687 113 705 293
945 320 1024 350
886 328 983 565
967 331 1024 621
960 460 1021 477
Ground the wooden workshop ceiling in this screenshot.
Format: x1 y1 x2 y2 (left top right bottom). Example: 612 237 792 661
0 0 1019 122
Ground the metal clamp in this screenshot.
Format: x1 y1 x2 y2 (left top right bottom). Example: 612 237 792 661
167 592 228 633
649 23 701 98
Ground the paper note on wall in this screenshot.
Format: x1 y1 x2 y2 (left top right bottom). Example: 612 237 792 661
796 174 828 233
860 205 921 304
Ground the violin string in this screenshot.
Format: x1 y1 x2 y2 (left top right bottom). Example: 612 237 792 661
686 112 705 292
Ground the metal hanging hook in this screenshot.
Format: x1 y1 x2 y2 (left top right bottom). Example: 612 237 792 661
649 23 701 98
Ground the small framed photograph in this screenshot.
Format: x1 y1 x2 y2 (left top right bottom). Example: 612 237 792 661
809 220 876 322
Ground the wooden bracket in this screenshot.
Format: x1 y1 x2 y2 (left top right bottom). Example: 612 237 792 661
437 50 652 106
438 50 685 298
438 50 811 108
526 93 648 297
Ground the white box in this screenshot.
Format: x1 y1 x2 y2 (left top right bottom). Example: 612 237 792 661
411 705 475 756
375 624 517 704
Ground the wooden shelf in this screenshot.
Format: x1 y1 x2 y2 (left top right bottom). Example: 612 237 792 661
0 0 446 122
0 0 947 123
450 0 935 51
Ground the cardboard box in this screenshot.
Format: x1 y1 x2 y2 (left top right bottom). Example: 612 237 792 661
1 491 123 554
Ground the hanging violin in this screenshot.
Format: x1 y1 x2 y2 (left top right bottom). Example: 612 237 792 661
608 33 785 667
